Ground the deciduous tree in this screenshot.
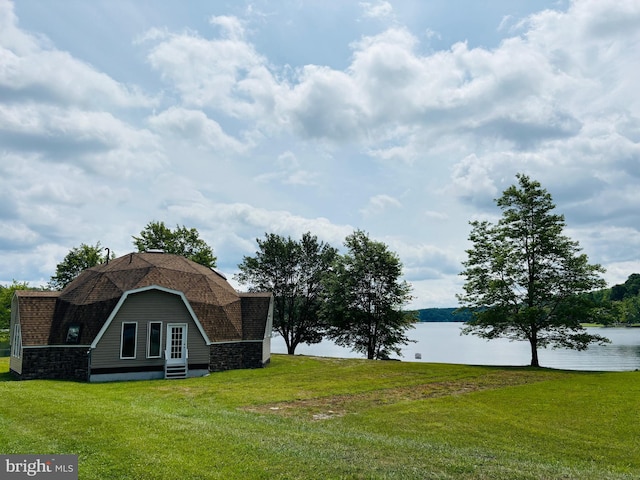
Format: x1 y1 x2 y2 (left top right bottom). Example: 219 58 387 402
0 280 31 329
49 242 113 290
458 174 609 367
133 221 216 268
323 230 415 360
236 232 337 354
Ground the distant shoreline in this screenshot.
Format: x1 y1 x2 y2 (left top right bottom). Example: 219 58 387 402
411 307 471 323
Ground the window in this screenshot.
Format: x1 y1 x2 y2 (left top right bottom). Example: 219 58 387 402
147 322 162 358
66 324 81 344
120 323 137 359
11 323 21 357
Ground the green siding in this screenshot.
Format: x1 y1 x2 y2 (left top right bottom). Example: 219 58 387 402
91 289 209 370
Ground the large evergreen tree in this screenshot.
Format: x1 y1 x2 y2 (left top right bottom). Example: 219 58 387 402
235 232 337 354
458 174 609 367
323 230 415 360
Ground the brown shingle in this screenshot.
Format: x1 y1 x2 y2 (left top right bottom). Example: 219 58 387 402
240 293 272 340
15 291 59 346
51 252 244 344
16 253 271 347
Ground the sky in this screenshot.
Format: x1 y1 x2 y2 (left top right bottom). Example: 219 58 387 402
1 0 639 309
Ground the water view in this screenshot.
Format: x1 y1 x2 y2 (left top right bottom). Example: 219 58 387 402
272 322 640 371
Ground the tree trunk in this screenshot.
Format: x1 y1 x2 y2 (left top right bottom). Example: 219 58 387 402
283 333 296 355
529 337 540 367
367 344 375 360
367 335 375 360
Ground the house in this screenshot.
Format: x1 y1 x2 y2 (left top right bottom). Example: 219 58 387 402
9 251 273 382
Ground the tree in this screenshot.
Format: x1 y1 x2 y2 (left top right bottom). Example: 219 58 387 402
323 230 415 360
620 296 640 324
0 280 32 329
49 242 113 290
458 174 609 367
610 273 640 301
132 221 216 268
235 232 338 354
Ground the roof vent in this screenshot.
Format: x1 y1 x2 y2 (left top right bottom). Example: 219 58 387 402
146 249 165 254
212 269 227 280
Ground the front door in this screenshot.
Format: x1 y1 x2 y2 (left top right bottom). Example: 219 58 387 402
166 323 187 365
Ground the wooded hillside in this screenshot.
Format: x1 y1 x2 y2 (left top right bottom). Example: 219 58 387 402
412 307 471 322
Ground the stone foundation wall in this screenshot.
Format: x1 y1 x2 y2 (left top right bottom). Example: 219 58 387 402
17 347 89 381
209 342 266 372
15 343 266 380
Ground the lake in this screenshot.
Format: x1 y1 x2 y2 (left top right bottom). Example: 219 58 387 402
2 324 638 371
272 322 640 371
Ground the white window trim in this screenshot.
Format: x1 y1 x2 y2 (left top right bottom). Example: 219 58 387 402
120 322 138 359
91 286 211 348
147 321 162 358
11 323 21 358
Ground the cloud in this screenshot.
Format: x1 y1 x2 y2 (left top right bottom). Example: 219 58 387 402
2 0 640 309
284 65 367 141
209 15 246 40
0 104 164 177
148 107 247 153
255 151 319 186
159 200 354 274
449 154 499 206
0 0 41 53
368 142 419 165
171 201 352 244
359 1 394 20
0 220 39 251
0 153 137 253
360 194 402 217
0 1 153 108
423 210 448 221
143 22 281 120
390 238 460 267
0 0 163 184
136 2 639 180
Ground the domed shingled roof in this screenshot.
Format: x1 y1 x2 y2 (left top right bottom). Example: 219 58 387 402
49 252 243 344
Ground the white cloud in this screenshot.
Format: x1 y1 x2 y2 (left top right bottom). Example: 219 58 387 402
0 1 153 108
144 24 281 120
423 210 448 221
284 64 367 141
0 0 39 53
179 202 352 243
2 0 640 310
360 194 402 217
0 104 164 177
148 107 247 153
360 1 394 20
164 201 354 269
136 3 639 176
449 154 499 205
254 151 319 186
209 15 246 40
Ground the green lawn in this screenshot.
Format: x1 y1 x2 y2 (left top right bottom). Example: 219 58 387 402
1 355 639 479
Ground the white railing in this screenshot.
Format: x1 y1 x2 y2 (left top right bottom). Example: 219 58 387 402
164 347 188 363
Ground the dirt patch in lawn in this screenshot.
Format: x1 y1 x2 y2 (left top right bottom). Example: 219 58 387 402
242 369 550 420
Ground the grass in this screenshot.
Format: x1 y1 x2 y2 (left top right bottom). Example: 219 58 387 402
1 355 639 479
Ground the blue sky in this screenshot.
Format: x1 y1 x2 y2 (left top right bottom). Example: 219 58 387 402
1 0 639 308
